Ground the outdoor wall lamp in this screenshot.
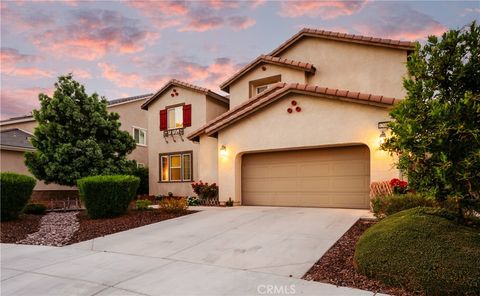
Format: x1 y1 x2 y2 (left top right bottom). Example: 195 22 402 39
220 145 228 158
377 121 390 146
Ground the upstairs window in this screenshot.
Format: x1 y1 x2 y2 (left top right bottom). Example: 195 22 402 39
168 106 183 129
255 85 269 94
249 74 281 98
160 104 192 131
133 127 147 146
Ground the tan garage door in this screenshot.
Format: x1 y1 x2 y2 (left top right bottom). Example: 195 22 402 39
242 145 370 208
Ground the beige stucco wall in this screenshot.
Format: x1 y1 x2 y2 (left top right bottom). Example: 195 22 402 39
206 97 229 121
215 94 400 203
108 100 148 166
147 87 221 196
0 149 75 191
197 134 219 184
228 63 307 109
279 37 408 99
0 120 37 133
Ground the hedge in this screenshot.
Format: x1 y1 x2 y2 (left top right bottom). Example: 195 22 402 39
1 172 36 221
77 175 139 219
370 193 435 218
355 207 480 295
130 166 149 195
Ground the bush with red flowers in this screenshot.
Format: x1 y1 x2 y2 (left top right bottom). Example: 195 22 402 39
191 181 218 200
389 178 408 194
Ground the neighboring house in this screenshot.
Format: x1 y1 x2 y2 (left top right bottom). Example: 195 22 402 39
141 80 229 196
0 93 152 192
183 28 415 208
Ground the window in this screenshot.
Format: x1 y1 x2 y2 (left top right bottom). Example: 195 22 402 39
160 151 192 182
167 106 183 130
133 127 147 146
256 85 269 94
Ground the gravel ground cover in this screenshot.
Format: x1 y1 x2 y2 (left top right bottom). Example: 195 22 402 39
17 211 79 247
303 219 413 296
0 214 43 243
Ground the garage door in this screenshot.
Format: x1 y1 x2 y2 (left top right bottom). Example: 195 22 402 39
242 145 370 208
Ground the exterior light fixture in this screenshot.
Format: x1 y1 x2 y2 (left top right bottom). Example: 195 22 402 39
377 121 390 146
220 145 227 157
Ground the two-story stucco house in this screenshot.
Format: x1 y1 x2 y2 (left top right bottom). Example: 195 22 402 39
179 28 415 209
140 80 229 196
0 94 152 194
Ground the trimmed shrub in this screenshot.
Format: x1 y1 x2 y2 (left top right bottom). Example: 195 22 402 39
355 207 480 295
0 172 36 221
159 197 188 214
187 196 199 206
191 181 218 200
371 193 435 218
77 175 139 219
130 166 149 195
136 199 152 210
23 203 47 215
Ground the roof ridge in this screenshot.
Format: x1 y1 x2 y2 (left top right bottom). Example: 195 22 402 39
219 55 315 91
269 28 416 57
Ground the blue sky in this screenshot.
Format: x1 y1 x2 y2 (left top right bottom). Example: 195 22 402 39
1 0 479 119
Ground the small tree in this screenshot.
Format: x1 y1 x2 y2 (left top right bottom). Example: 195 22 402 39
382 22 480 218
25 74 136 186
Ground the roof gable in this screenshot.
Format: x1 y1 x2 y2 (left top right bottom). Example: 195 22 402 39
141 79 228 110
0 128 34 151
269 28 416 57
219 55 316 92
188 83 399 141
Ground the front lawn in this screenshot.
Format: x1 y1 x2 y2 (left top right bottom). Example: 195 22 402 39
354 207 480 295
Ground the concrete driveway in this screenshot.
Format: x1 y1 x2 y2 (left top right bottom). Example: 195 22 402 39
1 206 378 296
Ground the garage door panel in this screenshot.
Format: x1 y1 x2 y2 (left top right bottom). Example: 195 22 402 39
298 162 330 177
242 145 370 209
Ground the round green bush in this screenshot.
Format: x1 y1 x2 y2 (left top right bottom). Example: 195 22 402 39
0 172 36 221
77 175 140 219
23 203 47 215
354 207 480 295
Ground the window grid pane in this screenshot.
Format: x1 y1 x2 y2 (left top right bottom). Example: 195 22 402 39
161 156 169 181
182 154 191 181
170 155 181 181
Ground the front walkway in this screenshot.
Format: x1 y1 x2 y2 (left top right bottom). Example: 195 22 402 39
1 206 383 296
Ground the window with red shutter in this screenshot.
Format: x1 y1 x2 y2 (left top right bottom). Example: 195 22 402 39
160 109 167 131
183 104 192 127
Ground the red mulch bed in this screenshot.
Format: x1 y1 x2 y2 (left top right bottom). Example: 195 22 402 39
0 214 43 243
303 219 414 296
68 209 195 245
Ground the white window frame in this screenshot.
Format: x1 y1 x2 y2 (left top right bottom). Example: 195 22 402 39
159 151 192 182
167 106 183 130
132 126 147 146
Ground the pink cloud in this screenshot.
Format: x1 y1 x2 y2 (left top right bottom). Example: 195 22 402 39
353 4 447 40
179 15 225 32
279 1 367 19
0 47 52 78
0 87 52 120
127 0 187 29
229 16 256 31
250 0 266 9
70 69 92 80
0 3 54 32
97 63 142 88
32 10 158 60
207 0 240 10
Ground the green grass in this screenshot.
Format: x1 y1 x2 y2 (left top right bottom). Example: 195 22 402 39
354 207 480 295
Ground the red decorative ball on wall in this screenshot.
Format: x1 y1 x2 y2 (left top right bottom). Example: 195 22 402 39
171 94 174 97
287 108 293 113
261 66 267 71
291 100 297 106
175 93 179 96
296 106 301 112
173 89 177 92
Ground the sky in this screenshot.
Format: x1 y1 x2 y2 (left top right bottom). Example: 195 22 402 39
1 0 479 120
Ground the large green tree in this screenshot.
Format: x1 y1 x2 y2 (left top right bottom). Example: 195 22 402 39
382 22 480 217
26 74 136 186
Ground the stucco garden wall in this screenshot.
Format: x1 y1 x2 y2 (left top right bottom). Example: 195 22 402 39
215 94 400 203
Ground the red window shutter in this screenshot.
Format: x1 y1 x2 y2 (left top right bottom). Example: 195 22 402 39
160 109 167 131
183 104 192 127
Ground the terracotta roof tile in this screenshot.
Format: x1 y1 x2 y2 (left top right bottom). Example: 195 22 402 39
220 55 316 92
269 28 416 57
188 83 400 140
141 79 228 110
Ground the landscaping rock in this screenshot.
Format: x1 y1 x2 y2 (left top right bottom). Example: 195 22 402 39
17 211 79 247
